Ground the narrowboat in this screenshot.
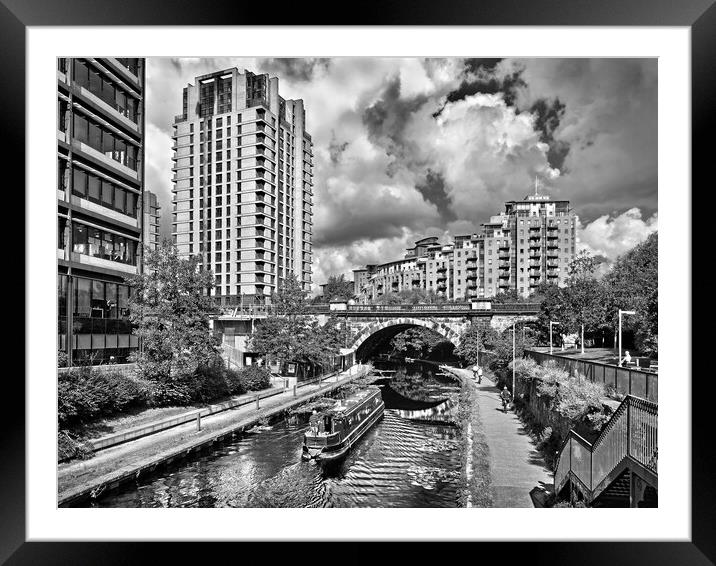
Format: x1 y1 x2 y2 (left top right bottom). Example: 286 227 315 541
302 387 385 462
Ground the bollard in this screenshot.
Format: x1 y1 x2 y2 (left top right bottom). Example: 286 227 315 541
256 395 260 410
196 411 202 431
285 379 289 389
293 384 297 397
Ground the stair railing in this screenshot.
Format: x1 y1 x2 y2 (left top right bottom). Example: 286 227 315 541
554 395 658 500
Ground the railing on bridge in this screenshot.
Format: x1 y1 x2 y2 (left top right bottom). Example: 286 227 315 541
213 301 540 317
346 303 472 313
554 395 657 504
524 350 658 403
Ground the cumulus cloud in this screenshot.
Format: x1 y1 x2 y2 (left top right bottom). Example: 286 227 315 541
144 57 657 292
578 208 658 260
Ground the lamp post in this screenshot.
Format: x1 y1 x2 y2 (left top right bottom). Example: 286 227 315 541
512 321 516 395
549 320 560 355
475 326 480 369
618 309 636 366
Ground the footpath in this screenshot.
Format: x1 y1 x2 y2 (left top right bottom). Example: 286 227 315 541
444 366 554 507
58 364 370 506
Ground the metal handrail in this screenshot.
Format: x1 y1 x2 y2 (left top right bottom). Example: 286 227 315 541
524 350 658 402
554 395 658 501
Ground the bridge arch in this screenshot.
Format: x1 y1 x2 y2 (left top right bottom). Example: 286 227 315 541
349 317 462 362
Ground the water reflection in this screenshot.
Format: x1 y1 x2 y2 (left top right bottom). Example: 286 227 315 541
90 362 464 508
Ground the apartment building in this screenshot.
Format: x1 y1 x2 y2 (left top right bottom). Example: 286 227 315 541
57 58 145 365
171 68 314 306
357 193 577 301
143 190 161 258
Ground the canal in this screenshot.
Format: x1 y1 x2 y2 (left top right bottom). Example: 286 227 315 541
89 361 466 508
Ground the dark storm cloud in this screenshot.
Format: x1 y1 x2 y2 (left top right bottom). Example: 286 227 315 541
362 77 429 160
433 59 526 118
444 70 526 108
328 135 349 165
415 170 456 223
259 58 330 82
463 58 503 74
529 98 570 171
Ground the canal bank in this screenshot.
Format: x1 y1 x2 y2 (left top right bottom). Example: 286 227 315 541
443 365 554 507
58 364 372 506
75 360 470 508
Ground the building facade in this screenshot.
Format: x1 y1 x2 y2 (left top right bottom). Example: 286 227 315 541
171 68 314 306
357 194 577 301
57 58 145 365
142 190 161 258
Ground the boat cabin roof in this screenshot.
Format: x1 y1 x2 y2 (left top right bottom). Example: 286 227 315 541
329 387 381 417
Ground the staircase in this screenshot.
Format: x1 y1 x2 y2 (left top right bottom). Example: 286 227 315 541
554 395 657 506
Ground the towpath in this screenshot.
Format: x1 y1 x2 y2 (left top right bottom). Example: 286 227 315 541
444 366 553 507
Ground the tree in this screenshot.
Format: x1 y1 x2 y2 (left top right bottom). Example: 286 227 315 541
455 322 535 371
250 275 344 372
126 240 220 381
373 288 445 305
454 323 499 365
561 251 609 351
532 282 567 346
603 232 658 356
389 327 451 359
321 274 355 302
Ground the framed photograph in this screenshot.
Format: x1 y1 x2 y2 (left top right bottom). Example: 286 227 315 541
9 0 711 562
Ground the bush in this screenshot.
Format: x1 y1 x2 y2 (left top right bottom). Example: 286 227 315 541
146 379 193 407
57 430 94 462
58 366 149 427
509 358 610 440
236 365 272 392
57 350 68 368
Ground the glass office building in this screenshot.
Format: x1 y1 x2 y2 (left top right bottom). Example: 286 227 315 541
57 58 145 365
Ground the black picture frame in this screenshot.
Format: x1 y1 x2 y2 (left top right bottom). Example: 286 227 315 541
7 0 712 563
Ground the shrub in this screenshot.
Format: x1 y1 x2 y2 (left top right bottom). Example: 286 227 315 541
58 366 149 427
146 379 194 407
57 430 94 462
236 365 272 392
57 350 68 368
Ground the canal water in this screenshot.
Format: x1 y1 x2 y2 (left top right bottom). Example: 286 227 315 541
89 361 465 508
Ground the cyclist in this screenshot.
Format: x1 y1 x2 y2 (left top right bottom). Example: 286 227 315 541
500 386 512 413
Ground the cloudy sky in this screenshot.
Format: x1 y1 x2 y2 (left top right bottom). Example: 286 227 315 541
145 57 657 289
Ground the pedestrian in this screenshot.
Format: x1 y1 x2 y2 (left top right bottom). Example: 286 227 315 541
622 350 632 367
477 366 483 384
500 386 512 413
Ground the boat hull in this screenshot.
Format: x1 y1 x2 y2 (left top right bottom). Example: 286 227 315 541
303 402 385 462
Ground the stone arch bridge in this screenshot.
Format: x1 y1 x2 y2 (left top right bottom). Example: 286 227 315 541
213 301 540 364
324 303 539 361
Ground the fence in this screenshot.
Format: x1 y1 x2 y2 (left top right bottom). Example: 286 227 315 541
524 350 658 403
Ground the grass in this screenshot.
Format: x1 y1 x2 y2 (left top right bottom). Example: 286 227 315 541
456 372 493 508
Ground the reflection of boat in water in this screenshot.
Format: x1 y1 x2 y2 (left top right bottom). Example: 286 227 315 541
301 387 384 462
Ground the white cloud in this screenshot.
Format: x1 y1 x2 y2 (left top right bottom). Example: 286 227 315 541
144 57 657 291
577 207 658 261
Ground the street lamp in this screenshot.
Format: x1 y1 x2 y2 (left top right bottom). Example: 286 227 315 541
549 320 560 355
512 321 516 395
618 309 636 366
475 326 480 369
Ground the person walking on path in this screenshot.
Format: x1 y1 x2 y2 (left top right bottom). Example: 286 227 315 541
500 386 512 413
472 364 482 383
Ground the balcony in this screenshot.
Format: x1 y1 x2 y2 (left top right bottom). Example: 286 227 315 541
436 274 447 281
498 273 510 279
